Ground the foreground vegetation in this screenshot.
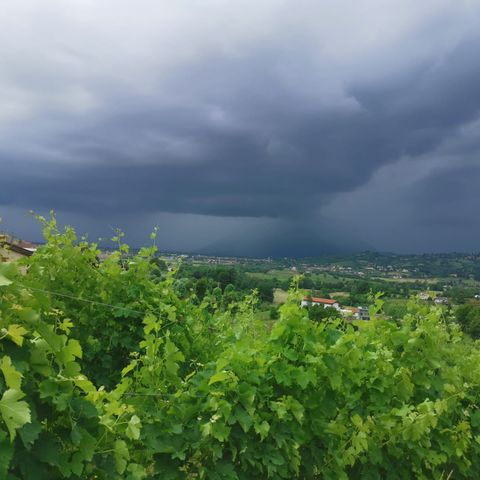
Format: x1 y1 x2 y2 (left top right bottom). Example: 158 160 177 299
1 217 480 478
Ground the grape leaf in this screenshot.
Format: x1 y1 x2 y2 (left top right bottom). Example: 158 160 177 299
208 371 231 385
126 415 141 440
115 439 129 474
6 325 27 347
0 356 22 390
0 389 31 441
0 273 12 287
0 431 14 478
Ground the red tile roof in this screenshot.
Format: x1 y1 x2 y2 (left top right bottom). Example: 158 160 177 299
345 307 359 313
303 296 338 304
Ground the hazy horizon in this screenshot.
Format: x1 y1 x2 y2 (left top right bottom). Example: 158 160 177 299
2 211 480 259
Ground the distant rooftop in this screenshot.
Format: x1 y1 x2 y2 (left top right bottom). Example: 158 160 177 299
0 233 38 256
303 296 338 305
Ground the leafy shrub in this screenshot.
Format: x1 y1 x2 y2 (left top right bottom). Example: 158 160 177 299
1 216 480 478
455 303 480 339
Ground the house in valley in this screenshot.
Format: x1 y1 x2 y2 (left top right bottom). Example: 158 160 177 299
340 306 370 321
356 306 370 320
0 234 36 262
340 306 358 318
301 296 341 310
434 296 449 305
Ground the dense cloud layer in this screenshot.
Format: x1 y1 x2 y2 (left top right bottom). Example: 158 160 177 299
1 1 480 255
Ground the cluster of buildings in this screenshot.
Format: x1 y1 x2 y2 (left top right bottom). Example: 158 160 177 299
288 261 419 280
418 292 449 305
301 296 370 321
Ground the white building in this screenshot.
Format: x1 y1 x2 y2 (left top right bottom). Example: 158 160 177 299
301 296 341 310
356 307 370 320
340 306 370 321
434 296 449 305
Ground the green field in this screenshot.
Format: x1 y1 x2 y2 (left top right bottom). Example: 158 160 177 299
247 269 294 281
273 288 288 304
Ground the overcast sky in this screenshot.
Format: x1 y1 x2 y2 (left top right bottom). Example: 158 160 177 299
1 0 480 256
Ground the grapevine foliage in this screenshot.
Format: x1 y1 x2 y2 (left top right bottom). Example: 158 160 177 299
1 215 480 479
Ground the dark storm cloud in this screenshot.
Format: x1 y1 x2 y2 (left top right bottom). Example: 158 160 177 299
1 1 480 253
323 113 480 254
410 165 480 228
4 38 480 216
